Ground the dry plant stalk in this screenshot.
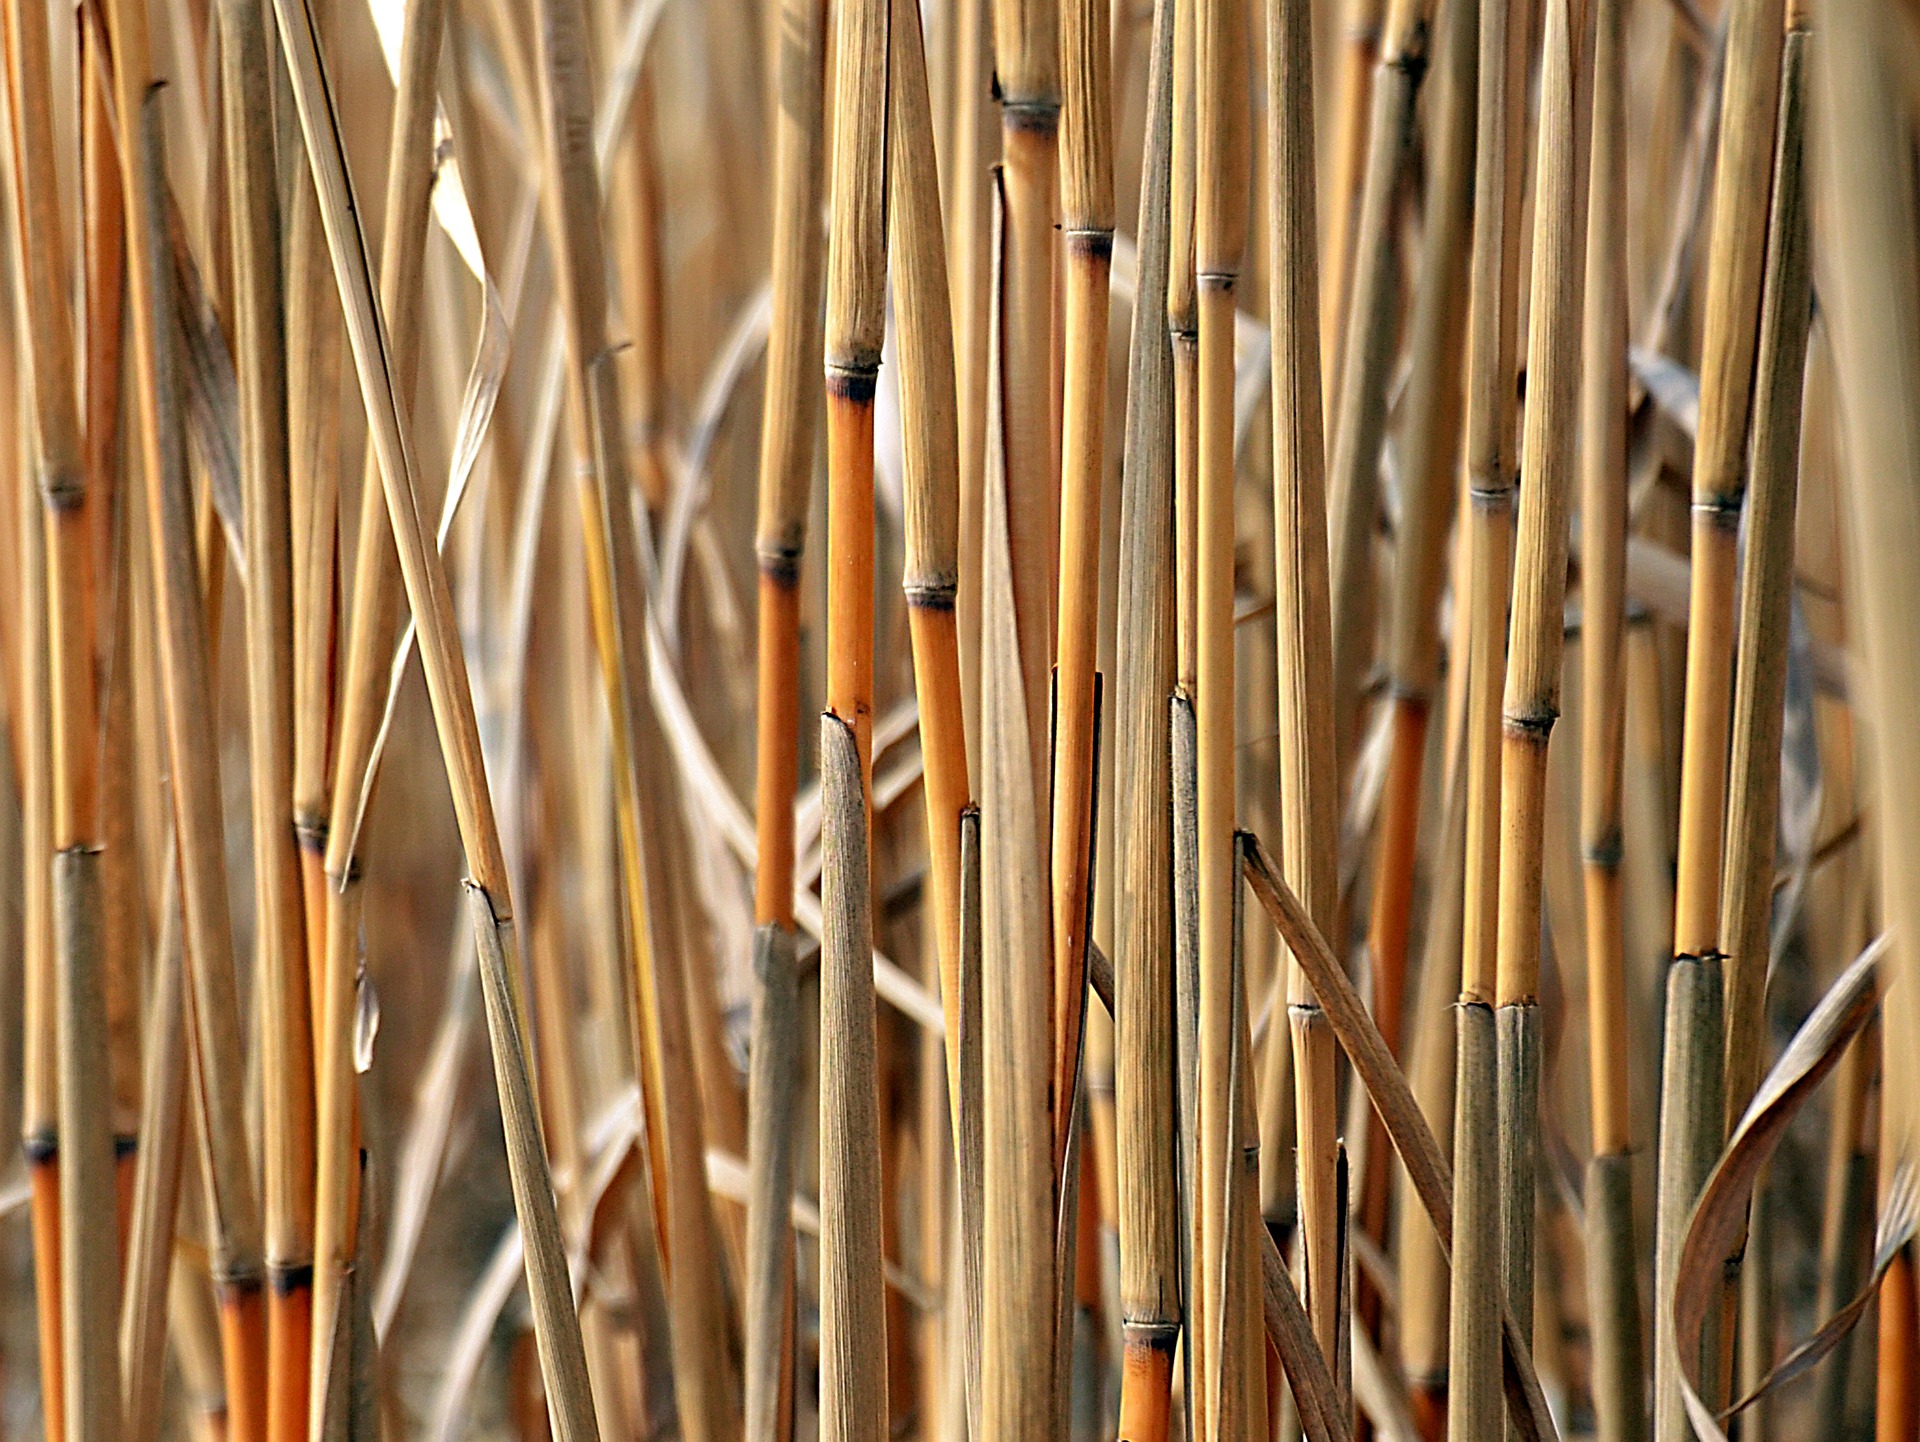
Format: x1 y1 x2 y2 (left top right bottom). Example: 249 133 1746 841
1051 0 1114 1174
1110 0 1181 1431
976 166 1060 1442
1449 0 1530 1418
99 9 270 1427
1578 0 1645 1426
266 2 600 1439
1494 0 1589 1353
1323 0 1430 784
1194 0 1259 1419
1263 0 1343 1385
0 2 118 1437
746 0 828 1425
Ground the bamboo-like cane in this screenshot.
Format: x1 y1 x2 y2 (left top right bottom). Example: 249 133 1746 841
1494 0 1590 1357
1718 0 1811 1149
1449 0 1531 1420
287 147 342 1055
1110 0 1181 1432
97 17 269 1427
818 716 890 1442
121 872 187 1442
1051 0 1115 1174
1195 0 1253 1414
1265 0 1342 1370
887 0 970 1111
1323 0 1432 785
1654 0 1784 1420
8 219 59 1442
1804 0 1920 1420
78 27 141 1213
1577 0 1644 1428
979 168 1058 1442
746 0 828 1425
1320 0 1385 395
268 0 603 1435
304 0 446 1419
1712 14 1811 1394
951 0 996 777
990 0 1061 821
1356 0 1475 1326
1 0 118 1435
523 0 739 1428
212 1 316 1433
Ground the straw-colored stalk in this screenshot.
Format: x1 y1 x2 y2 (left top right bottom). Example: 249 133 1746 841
1170 0 1198 697
1320 0 1387 392
1709 14 1810 1400
1448 0 1530 1418
990 0 1061 820
1195 0 1264 1421
1355 0 1473 1310
524 0 737 1429
1576 0 1644 1427
1494 0 1589 1354
100 13 269 1425
820 0 891 1431
287 147 342 1056
306 0 445 1417
2 0 119 1434
1264 0 1342 1384
950 0 996 778
818 716 890 1442
79 27 141 1204
1324 0 1430 784
1717 0 1810 1153
11 315 60 1442
1110 0 1180 1431
979 169 1058 1442
1653 0 1783 1420
745 0 827 1426
214 1 315 1433
888 0 970 1108
1051 0 1114 1175
121 874 187 1442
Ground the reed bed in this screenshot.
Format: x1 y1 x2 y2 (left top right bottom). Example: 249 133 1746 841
4 0 1920 1438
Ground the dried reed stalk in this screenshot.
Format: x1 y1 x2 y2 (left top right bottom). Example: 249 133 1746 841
1194 0 1255 1412
212 0 315 1431
1 0 119 1434
1357 0 1473 1338
990 0 1060 820
979 169 1057 1442
888 0 970 1098
1051 0 1114 1176
267 2 601 1438
303 0 446 1418
746 0 828 1424
1110 0 1181 1430
525 0 740 1422
1653 0 1784 1418
1812 0 1920 1432
1494 0 1590 1354
99 17 269 1426
818 716 890 1442
121 873 186 1442
1448 0 1531 1416
1717 0 1811 1147
1577 0 1644 1426
1263 0 1344 1379
1324 0 1430 783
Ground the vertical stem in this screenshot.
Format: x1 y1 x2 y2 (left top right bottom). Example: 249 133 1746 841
1111 0 1181 1431
1494 0 1589 1358
1053 0 1114 1173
